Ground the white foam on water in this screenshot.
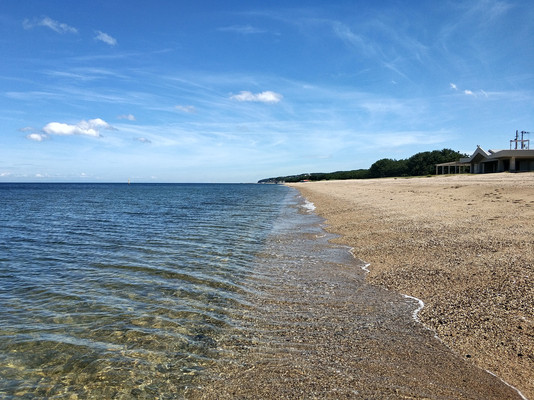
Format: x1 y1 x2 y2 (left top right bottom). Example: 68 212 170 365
361 262 371 273
301 199 316 212
349 248 371 273
347 248 428 326
402 294 425 323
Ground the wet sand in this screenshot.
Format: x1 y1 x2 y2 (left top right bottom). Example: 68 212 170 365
190 178 529 399
289 173 534 399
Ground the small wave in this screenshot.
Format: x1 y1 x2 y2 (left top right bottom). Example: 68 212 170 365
301 199 316 212
348 249 424 323
348 248 370 273
360 262 371 273
402 294 425 323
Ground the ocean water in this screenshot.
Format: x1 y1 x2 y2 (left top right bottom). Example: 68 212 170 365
0 183 301 399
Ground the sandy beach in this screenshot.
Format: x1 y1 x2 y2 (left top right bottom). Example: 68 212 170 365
190 174 530 399
289 173 534 399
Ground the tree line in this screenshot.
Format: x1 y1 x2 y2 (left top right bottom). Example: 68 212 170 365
258 148 466 183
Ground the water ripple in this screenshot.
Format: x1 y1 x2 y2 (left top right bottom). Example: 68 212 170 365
0 183 290 398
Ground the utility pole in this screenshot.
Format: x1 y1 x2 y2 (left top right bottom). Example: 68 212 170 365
520 131 530 149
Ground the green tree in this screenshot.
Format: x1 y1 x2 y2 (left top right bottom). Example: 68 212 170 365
407 149 466 176
368 158 408 178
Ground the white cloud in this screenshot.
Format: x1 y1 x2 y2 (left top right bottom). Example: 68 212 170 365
219 25 266 35
136 137 152 144
118 114 136 121
230 91 283 103
95 30 117 46
23 16 77 34
175 105 197 113
27 133 47 141
450 84 486 97
43 118 114 137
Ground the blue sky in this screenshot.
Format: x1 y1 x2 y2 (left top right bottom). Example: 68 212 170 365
1 0 533 182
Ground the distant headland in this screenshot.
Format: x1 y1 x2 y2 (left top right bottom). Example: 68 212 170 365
258 148 465 183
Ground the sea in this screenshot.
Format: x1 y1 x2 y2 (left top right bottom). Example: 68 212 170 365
0 182 353 399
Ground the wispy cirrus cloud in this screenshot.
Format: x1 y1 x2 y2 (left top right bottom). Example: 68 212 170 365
459 0 513 23
118 114 136 121
219 25 267 34
450 82 488 98
332 22 377 58
230 91 283 103
465 89 489 98
23 16 78 34
175 105 197 113
44 67 128 82
371 130 449 148
95 30 117 46
331 17 429 82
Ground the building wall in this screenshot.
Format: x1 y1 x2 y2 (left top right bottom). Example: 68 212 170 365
517 159 534 172
472 158 534 173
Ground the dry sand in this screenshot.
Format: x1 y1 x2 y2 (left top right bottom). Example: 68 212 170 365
289 173 534 399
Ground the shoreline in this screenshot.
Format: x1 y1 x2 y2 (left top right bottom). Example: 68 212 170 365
191 183 525 399
352 252 527 400
289 173 534 399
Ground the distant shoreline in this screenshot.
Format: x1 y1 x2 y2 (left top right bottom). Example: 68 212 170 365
289 173 534 399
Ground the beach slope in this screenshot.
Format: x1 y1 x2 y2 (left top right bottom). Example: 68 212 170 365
289 173 534 399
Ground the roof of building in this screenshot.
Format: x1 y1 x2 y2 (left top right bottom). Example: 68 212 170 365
465 147 534 163
435 160 469 167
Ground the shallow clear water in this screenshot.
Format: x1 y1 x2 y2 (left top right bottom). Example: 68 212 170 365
0 183 292 399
